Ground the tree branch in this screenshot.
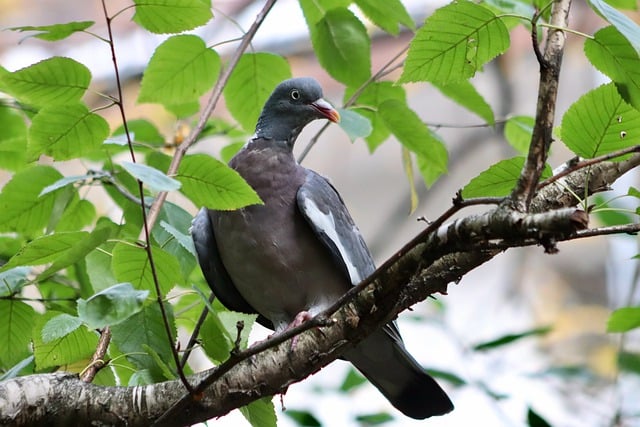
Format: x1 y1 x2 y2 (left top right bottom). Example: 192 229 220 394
2 151 635 427
510 0 572 210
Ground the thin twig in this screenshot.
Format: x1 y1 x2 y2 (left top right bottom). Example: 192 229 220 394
538 145 640 190
100 0 192 393
142 0 279 237
179 292 216 369
80 327 111 382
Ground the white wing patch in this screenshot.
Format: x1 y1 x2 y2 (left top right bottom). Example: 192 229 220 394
302 197 362 285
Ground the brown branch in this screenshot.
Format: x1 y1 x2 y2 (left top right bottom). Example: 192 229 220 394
510 0 572 210
80 327 111 383
142 0 278 237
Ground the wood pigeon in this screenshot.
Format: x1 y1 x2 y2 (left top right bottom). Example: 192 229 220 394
191 77 453 419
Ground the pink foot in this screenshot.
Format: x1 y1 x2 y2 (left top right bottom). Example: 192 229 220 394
286 311 313 349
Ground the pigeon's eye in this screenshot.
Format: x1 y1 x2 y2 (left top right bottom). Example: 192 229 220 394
290 89 300 100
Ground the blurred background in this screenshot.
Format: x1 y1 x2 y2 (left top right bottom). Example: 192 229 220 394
1 0 639 426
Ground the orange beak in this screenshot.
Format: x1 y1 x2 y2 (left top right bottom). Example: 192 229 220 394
311 98 340 123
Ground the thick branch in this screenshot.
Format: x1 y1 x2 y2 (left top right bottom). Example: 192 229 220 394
510 0 572 210
1 155 633 427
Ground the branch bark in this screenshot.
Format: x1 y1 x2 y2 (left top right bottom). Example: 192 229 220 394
0 155 634 427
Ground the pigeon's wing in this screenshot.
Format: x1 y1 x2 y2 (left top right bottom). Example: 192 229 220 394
296 170 375 286
191 207 274 329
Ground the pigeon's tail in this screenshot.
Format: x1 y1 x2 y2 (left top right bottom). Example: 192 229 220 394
343 326 453 419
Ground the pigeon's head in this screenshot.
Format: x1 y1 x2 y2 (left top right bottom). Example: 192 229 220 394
255 77 340 144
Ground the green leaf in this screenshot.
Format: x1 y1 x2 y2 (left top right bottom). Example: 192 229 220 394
402 147 419 214
0 267 30 296
239 397 277 427
618 351 640 374
400 1 510 84
607 306 640 332
121 161 181 192
55 198 96 233
0 106 27 171
426 368 467 386
0 300 36 368
337 108 373 141
527 407 552 427
504 115 535 155
111 243 183 294
138 35 220 107
0 165 62 234
0 57 91 107
8 21 94 41
110 303 176 381
33 311 98 369
355 412 394 425
112 119 165 146
41 313 83 343
584 26 640 110
588 0 640 53
298 0 352 27
283 409 321 427
152 201 197 278
77 283 149 329
200 310 234 363
224 53 292 132
432 80 495 124
354 0 415 35
40 173 103 197
339 367 367 392
378 99 448 186
132 0 213 34
345 82 407 151
0 355 34 381
473 326 552 351
1 231 88 271
177 154 262 210
159 220 196 256
43 226 112 279
313 8 371 86
28 103 110 161
561 83 640 159
462 157 551 198
604 0 637 9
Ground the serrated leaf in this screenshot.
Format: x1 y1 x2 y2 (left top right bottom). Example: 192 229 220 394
9 21 94 41
40 172 106 197
0 57 91 107
504 115 535 155
224 53 292 132
1 231 88 271
112 119 165 146
461 157 551 198
33 311 98 369
239 397 277 427
588 0 640 54
43 226 112 279
0 300 36 368
0 355 34 381
110 303 176 381
354 0 415 35
159 220 196 256
345 82 407 152
584 26 640 110
607 306 640 332
561 83 640 158
121 161 181 192
378 99 447 186
0 267 30 296
0 165 62 234
177 154 262 210
337 108 372 141
400 2 509 84
112 243 183 294
200 310 234 363
132 0 212 34
41 313 83 343
77 283 149 330
355 412 394 425
313 8 371 86
28 103 110 161
473 326 551 351
298 0 352 27
432 80 495 124
138 35 220 107
55 198 96 233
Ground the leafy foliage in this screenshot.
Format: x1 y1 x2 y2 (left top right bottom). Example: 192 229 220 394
1 0 639 426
